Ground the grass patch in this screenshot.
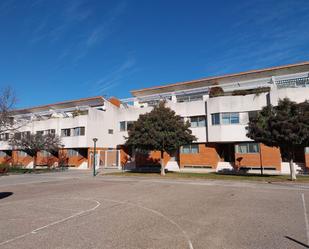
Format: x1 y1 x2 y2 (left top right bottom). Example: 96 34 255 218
0 165 67 175
105 171 309 183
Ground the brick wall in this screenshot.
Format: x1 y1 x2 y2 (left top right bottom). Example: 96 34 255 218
179 143 220 169
235 144 281 170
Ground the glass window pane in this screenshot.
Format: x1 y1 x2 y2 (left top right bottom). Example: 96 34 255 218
222 113 230 124
249 143 259 153
191 144 199 154
190 117 198 127
182 145 190 154
120 121 126 131
230 113 240 124
238 144 248 153
306 147 309 154
198 117 206 127
212 113 220 125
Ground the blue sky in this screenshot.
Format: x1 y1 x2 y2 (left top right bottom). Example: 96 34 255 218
1 0 309 108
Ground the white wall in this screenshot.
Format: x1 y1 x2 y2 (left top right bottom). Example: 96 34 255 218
270 87 309 105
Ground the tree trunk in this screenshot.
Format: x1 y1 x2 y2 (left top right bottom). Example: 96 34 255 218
289 158 297 181
33 154 37 171
160 151 165 176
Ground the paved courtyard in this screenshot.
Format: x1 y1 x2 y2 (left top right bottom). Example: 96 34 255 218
1 171 309 249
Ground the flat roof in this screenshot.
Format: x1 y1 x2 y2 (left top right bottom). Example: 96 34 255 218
12 96 105 115
131 61 309 97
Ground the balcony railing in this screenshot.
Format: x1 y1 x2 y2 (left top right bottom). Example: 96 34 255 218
276 76 309 89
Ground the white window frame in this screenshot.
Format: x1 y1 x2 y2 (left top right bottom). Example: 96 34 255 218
235 143 260 154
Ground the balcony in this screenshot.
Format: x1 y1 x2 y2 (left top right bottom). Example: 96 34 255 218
276 76 309 89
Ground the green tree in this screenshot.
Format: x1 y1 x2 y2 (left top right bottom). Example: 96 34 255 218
125 102 196 175
9 132 62 169
247 98 309 180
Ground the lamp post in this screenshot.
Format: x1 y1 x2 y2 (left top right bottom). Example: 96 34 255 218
92 138 98 176
60 144 65 170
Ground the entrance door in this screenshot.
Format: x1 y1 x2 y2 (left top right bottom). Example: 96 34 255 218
218 144 235 162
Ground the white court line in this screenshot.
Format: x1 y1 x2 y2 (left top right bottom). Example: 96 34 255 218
100 197 194 249
302 193 309 246
0 198 101 246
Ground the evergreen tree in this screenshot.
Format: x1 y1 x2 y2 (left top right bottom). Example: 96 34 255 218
125 102 196 175
247 98 309 180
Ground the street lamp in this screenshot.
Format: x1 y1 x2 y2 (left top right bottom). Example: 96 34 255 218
92 138 98 176
60 144 65 170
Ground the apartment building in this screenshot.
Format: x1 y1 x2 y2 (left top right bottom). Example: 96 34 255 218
0 62 309 173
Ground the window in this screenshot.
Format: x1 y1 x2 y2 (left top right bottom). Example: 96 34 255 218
211 113 220 125
190 116 206 127
119 121 134 131
36 130 44 136
248 111 258 121
61 129 71 137
305 147 309 154
127 121 134 131
46 129 55 135
21 131 30 139
67 149 80 157
176 92 206 103
0 151 8 157
14 132 22 140
72 127 85 136
108 129 113 134
211 113 240 125
17 150 28 157
235 143 259 154
120 121 126 131
40 150 52 157
181 144 199 154
0 133 9 141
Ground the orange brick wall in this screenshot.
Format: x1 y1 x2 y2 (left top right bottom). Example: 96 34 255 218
305 153 309 168
0 156 12 165
11 151 33 166
235 144 281 170
179 143 220 169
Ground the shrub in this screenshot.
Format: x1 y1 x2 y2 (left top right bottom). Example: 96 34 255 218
209 86 224 97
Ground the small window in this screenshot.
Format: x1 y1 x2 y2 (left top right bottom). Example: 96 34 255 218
21 131 30 139
127 121 134 131
230 113 240 124
46 129 55 135
305 147 309 154
190 116 206 128
119 121 134 131
17 150 28 157
221 113 230 125
36 130 44 136
67 149 80 157
108 129 113 134
235 143 260 154
40 150 52 157
248 111 258 121
14 132 21 140
0 133 9 141
120 121 126 131
0 151 8 157
72 127 85 136
61 129 71 137
211 113 220 125
181 144 199 154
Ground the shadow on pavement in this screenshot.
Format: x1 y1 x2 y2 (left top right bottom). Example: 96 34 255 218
0 192 13 200
285 235 309 248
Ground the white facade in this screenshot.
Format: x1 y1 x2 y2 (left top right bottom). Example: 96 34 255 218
1 62 309 170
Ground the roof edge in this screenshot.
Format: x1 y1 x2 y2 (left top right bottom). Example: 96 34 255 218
13 96 105 113
130 61 309 96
